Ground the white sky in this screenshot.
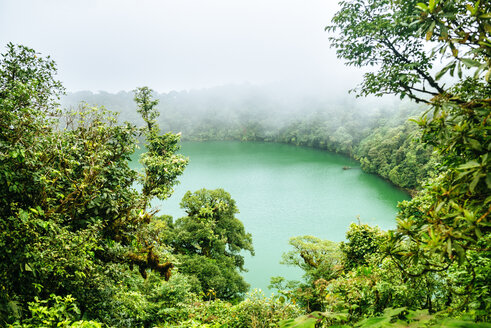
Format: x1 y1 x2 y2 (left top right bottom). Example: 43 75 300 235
0 0 363 93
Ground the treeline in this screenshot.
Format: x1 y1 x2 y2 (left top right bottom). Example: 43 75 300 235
63 88 437 192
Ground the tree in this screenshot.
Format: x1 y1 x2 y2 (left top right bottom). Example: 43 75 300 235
281 236 341 284
340 223 385 271
326 0 490 103
134 86 159 133
165 188 254 300
0 44 187 324
271 236 341 312
327 0 490 317
134 86 188 205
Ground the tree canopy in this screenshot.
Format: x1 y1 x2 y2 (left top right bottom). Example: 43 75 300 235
0 44 189 324
328 0 490 285
165 188 254 300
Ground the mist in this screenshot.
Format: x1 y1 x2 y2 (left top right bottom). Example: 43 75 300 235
1 0 365 95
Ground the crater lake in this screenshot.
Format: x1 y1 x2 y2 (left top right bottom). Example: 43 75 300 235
131 141 410 293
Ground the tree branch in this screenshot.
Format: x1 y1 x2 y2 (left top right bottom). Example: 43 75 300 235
382 38 446 95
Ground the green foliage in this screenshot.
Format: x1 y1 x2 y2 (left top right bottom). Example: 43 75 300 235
228 290 301 328
271 236 342 313
278 313 321 328
0 43 262 326
135 86 188 202
134 86 160 133
355 121 438 190
3 0 490 323
0 102 144 320
178 188 254 262
274 225 405 321
281 236 342 283
279 307 491 328
349 307 491 328
0 44 188 325
159 290 301 328
165 189 254 300
10 295 102 328
324 0 490 322
340 223 386 271
277 223 486 323
0 42 64 115
326 0 445 103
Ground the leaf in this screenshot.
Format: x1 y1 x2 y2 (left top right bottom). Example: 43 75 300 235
19 210 29 223
429 0 436 12
383 307 407 318
447 239 453 258
468 138 482 150
442 319 491 327
474 62 488 78
469 172 482 192
355 316 389 327
426 21 436 40
416 3 429 11
466 4 475 15
458 160 480 170
450 43 459 57
450 62 456 76
479 13 491 19
461 58 482 68
278 315 319 328
436 61 455 80
406 309 432 322
454 244 466 265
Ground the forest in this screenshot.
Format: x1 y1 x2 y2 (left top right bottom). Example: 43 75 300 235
1 0 490 327
63 85 436 193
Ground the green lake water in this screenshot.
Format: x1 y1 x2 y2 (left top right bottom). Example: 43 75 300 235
133 141 410 293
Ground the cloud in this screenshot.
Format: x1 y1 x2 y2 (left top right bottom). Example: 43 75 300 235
0 0 361 93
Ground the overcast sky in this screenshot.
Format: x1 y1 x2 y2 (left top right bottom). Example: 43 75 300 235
0 0 363 93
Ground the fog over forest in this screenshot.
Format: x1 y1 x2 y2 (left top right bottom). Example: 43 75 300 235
62 84 413 133
0 0 364 95
2 0 415 134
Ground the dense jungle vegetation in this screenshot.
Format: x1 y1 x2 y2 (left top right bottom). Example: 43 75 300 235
1 0 490 327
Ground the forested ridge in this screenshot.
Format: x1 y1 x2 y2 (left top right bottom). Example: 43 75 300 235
63 89 436 192
1 0 490 328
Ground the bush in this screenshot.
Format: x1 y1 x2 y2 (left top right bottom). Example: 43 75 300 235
10 295 102 328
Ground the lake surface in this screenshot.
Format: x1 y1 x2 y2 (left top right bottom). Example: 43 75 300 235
132 141 409 293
